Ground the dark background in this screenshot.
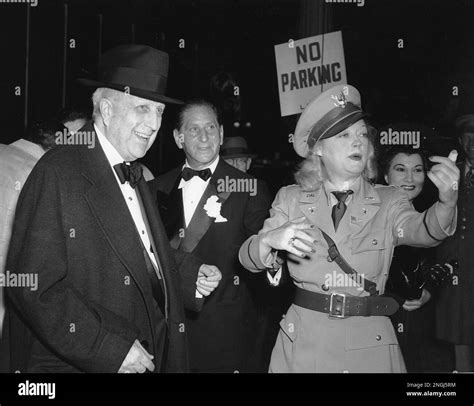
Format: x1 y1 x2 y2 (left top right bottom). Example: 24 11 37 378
1 0 473 190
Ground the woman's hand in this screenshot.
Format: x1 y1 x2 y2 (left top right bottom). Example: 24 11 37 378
402 288 431 311
260 216 318 258
428 150 460 208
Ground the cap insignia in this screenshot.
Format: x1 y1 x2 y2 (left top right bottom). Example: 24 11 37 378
331 92 347 108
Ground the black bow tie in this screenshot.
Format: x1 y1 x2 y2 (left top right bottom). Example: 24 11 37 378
181 167 212 182
113 161 143 189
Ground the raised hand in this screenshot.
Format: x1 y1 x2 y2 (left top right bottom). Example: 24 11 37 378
427 150 460 207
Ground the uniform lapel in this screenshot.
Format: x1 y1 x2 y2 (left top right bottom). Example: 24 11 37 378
179 160 231 253
298 188 335 240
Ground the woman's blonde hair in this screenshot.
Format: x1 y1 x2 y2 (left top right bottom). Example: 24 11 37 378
294 127 378 191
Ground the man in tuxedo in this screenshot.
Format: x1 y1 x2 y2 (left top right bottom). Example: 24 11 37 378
149 100 272 372
5 45 221 373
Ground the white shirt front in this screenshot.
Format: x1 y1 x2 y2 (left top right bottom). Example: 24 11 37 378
95 125 158 269
179 157 220 227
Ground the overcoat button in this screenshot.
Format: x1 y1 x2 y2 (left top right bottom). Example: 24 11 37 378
461 225 466 230
372 239 378 245
376 335 381 341
322 284 329 291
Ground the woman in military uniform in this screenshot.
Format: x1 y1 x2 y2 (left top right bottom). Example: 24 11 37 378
238 84 459 373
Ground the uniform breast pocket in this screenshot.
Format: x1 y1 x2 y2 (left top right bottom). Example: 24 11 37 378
351 229 386 254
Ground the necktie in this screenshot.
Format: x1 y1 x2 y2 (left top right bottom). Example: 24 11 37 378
113 161 143 189
465 168 474 189
331 190 353 231
181 167 212 182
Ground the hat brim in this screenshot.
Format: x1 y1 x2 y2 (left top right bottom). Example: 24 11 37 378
77 78 184 105
319 110 367 141
294 111 367 158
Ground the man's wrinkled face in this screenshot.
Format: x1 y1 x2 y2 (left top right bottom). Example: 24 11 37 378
224 157 251 173
105 93 164 161
174 105 223 169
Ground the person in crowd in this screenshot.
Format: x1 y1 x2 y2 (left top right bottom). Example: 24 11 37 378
58 107 89 134
239 84 459 373
382 145 453 372
0 118 64 372
149 100 272 372
436 114 474 372
221 136 256 173
5 44 221 373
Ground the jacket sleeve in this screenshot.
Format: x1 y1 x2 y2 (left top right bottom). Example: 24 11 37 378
239 186 291 273
6 162 138 373
172 249 204 312
391 190 457 247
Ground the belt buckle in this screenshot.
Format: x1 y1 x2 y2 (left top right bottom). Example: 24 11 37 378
328 292 346 319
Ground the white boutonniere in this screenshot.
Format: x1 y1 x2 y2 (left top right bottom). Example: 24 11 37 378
204 195 227 223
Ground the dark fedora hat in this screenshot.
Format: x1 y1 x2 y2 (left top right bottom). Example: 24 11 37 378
221 136 257 159
78 44 183 104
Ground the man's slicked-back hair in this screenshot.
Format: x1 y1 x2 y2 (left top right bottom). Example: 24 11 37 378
175 99 220 131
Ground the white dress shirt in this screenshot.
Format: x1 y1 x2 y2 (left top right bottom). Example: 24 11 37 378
95 125 158 270
179 156 220 227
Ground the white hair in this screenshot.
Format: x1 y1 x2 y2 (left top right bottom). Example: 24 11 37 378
91 88 125 123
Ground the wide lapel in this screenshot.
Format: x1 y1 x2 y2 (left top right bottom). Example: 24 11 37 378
162 174 185 249
298 187 335 240
136 177 170 319
80 124 152 301
346 179 381 239
179 160 231 253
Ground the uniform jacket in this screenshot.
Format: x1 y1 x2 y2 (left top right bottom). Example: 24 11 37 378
6 122 203 373
239 178 457 372
149 159 272 371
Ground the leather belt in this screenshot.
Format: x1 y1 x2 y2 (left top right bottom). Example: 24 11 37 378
293 287 399 318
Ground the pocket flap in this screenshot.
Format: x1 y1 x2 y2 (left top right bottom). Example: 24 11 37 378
345 318 398 350
352 229 386 254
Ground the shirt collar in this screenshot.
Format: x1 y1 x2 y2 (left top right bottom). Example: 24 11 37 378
323 176 361 206
183 155 220 174
94 124 128 168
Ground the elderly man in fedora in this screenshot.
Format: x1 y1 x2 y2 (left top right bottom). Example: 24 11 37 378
5 44 221 373
221 136 257 173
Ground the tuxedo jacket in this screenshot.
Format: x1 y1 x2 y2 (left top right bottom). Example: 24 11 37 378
149 159 272 371
5 122 203 373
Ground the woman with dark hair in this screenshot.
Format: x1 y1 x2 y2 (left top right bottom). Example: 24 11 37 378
382 145 453 372
238 84 459 373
